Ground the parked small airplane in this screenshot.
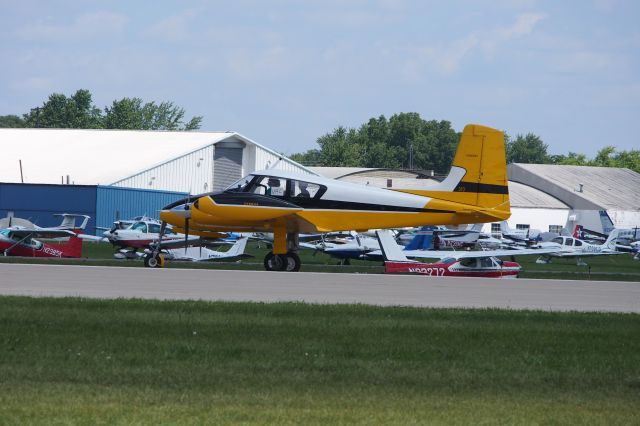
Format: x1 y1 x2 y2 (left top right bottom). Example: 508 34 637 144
84 217 207 259
165 237 249 261
0 213 90 258
158 124 511 271
320 232 380 264
399 224 482 251
499 221 542 246
143 236 250 267
376 230 521 278
535 229 621 265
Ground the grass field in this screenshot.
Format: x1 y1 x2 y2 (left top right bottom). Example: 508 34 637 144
1 240 639 280
0 296 639 424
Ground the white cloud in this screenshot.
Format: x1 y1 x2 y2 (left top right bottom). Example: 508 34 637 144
411 12 546 75
15 12 128 42
143 9 199 43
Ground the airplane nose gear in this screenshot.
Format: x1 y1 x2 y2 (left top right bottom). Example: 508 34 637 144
144 253 164 268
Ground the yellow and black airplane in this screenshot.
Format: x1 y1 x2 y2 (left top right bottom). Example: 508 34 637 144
156 124 510 271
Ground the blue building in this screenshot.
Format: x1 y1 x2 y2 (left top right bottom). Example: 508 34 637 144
0 183 187 235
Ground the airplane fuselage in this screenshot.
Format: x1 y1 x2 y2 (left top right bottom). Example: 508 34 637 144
384 258 520 278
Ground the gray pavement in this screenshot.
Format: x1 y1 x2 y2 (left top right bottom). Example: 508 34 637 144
0 263 639 313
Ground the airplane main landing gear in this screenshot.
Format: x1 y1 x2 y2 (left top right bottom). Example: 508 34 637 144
144 253 165 268
264 251 301 272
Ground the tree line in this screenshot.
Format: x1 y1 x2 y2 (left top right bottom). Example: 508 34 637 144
0 89 202 131
2 92 638 173
289 113 640 174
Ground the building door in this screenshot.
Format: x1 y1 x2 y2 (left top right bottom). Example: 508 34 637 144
213 141 245 192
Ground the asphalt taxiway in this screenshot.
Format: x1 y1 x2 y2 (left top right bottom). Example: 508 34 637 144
0 263 638 313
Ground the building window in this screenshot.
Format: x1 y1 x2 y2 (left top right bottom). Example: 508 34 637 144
491 223 501 233
516 224 530 231
548 225 562 234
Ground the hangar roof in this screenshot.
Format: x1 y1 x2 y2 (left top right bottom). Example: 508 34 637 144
508 181 568 209
0 128 309 186
509 163 640 210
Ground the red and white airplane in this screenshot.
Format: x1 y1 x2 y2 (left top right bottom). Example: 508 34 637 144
83 217 202 259
0 214 90 258
376 230 522 278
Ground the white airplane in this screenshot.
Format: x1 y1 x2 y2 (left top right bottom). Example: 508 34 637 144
535 229 622 265
147 236 250 266
499 221 541 246
320 233 380 264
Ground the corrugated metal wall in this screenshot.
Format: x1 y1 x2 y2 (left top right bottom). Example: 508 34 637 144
111 145 214 194
0 183 97 232
96 186 188 235
109 135 315 194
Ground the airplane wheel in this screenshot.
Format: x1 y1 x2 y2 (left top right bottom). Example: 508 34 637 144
144 253 164 268
264 252 285 271
283 252 301 272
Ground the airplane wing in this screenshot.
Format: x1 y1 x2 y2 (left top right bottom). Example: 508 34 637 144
9 229 75 239
398 247 562 260
548 250 624 258
374 230 562 261
78 234 108 242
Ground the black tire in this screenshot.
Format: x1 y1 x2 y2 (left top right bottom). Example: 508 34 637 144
144 253 163 268
283 252 301 272
264 252 285 271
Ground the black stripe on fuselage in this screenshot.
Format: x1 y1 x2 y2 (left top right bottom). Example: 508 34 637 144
453 182 509 194
211 193 455 214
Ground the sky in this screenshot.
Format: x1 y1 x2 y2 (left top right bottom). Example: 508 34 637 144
1 0 639 158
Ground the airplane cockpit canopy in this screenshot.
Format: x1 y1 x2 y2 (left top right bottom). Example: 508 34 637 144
224 174 326 200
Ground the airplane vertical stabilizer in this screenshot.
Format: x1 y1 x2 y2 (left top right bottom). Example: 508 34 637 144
404 226 435 251
376 230 411 262
395 124 510 220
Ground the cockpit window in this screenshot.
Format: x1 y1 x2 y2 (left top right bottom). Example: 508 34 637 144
225 176 255 192
551 237 564 245
460 258 476 267
130 222 148 233
250 176 287 197
292 180 320 199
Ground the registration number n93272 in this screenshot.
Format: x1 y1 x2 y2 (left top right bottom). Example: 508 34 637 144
407 267 446 276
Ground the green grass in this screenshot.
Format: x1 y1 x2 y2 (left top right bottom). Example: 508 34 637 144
1 240 639 279
0 297 639 424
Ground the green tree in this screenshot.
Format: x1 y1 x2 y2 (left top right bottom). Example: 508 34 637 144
592 146 616 167
0 115 26 128
315 126 362 167
611 149 640 173
22 89 102 128
554 152 589 166
506 133 549 163
292 113 459 173
104 98 202 131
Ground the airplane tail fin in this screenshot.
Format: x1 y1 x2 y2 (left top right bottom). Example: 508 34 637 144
226 237 248 257
376 230 411 262
395 124 510 220
61 231 83 258
573 225 583 239
54 214 91 230
405 226 435 251
604 229 620 251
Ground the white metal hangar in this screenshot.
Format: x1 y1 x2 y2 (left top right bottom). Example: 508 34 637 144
508 163 640 233
0 128 315 194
